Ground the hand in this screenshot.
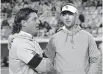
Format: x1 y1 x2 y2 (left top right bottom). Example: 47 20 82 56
35 58 54 73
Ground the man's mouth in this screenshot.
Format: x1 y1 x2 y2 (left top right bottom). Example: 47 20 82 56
66 21 71 23
36 26 40 30
66 21 70 22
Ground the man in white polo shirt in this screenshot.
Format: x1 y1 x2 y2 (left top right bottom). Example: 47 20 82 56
8 7 54 74
44 3 101 74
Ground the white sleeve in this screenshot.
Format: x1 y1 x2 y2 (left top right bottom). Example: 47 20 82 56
88 34 101 74
88 35 101 62
17 42 43 69
17 41 53 73
17 42 37 64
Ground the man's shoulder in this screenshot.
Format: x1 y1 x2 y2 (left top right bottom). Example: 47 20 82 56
52 30 64 38
11 38 33 50
80 30 93 37
11 35 29 46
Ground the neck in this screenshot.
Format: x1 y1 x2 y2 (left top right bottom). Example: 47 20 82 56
20 30 32 35
66 24 78 31
21 29 31 35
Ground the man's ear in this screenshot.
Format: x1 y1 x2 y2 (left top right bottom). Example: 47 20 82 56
60 15 63 22
21 20 27 27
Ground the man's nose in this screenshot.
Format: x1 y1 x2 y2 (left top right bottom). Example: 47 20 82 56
66 14 70 20
36 19 40 24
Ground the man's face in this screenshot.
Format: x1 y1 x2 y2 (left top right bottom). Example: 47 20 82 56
61 11 77 29
24 12 40 35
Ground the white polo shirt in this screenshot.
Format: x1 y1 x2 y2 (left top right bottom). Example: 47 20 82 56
8 31 43 74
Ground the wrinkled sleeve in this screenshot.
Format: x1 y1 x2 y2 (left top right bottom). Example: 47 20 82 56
43 37 57 74
44 37 56 61
17 42 42 68
88 35 101 74
17 41 53 73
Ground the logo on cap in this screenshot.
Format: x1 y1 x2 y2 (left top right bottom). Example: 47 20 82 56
65 5 68 9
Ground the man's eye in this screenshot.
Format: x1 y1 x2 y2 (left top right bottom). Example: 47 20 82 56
33 17 38 20
62 11 74 16
33 18 36 20
63 13 68 16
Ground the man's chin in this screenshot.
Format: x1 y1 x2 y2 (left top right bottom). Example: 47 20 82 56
65 25 74 29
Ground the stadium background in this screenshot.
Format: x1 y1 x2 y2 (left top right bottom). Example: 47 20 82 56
0 0 102 74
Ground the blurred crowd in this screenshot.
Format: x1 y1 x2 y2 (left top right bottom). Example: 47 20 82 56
1 0 102 40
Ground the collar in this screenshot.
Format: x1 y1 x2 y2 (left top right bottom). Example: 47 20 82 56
62 25 82 35
20 31 33 38
15 31 34 40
